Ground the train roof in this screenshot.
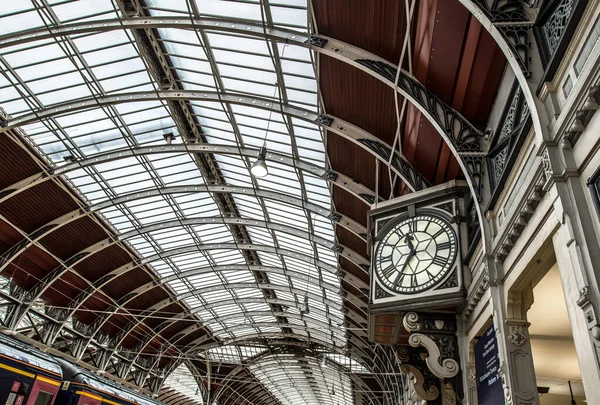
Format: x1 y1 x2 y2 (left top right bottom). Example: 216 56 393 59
56 358 167 405
0 333 62 377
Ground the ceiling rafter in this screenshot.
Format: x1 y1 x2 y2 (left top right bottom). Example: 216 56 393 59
0 141 376 212
114 0 299 351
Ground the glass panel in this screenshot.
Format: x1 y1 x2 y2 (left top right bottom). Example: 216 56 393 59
0 0 354 402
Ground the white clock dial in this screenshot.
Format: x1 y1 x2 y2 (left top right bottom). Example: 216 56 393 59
374 214 457 293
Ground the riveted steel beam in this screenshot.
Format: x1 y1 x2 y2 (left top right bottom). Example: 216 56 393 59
15 222 368 349
0 14 492 158
13 213 367 344
59 241 368 364
0 183 367 316
0 142 376 208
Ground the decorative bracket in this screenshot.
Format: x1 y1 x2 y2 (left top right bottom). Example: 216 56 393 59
397 312 462 403
408 334 460 379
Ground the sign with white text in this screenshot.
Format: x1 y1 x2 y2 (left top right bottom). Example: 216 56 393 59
475 325 505 405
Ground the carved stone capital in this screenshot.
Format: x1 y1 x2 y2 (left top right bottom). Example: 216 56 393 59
408 333 460 378
507 323 527 346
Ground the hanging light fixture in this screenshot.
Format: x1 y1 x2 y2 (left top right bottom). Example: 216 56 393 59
299 294 310 315
251 143 268 178
251 45 288 178
321 356 327 368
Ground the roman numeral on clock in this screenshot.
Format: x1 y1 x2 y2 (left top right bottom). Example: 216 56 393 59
432 256 447 267
437 241 451 250
381 264 396 278
432 229 445 239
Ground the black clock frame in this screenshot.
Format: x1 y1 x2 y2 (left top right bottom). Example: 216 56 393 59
373 209 458 295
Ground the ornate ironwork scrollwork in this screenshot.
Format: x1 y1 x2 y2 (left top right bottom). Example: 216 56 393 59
487 80 532 206
498 25 532 77
541 0 575 56
355 59 483 152
306 35 328 48
356 138 429 191
474 0 529 22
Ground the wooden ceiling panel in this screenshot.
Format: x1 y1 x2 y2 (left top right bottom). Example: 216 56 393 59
39 216 108 261
0 134 42 190
102 266 153 299
422 0 471 104
74 244 133 283
336 227 367 259
321 57 400 145
332 186 368 227
459 23 507 125
4 246 58 290
313 0 408 63
0 182 80 233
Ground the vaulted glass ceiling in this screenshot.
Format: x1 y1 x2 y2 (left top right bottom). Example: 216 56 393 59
0 0 356 403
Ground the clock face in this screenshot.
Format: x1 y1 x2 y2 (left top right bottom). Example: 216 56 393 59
374 215 458 294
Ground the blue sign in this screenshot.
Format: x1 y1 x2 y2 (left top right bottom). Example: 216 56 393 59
475 325 505 405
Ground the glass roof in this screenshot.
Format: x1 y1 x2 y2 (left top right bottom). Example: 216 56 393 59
164 363 204 404
0 1 355 403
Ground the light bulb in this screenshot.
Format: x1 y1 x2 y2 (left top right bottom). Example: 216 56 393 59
251 146 268 178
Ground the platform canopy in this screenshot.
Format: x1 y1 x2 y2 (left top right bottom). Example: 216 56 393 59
0 0 507 404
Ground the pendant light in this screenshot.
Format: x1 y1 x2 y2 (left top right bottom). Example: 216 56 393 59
299 294 310 315
251 143 268 178
251 44 288 178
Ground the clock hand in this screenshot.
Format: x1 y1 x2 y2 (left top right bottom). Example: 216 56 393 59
394 250 416 286
404 233 416 253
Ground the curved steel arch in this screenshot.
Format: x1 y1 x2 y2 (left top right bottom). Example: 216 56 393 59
0 86 485 234
0 10 545 250
0 141 376 208
55 242 369 363
99 280 363 358
0 101 426 201
0 14 483 189
0 15 482 152
193 332 374 371
10 212 367 314
0 219 195 373
118 315 355 380
0 181 368 294
47 262 359 350
213 350 379 405
17 220 368 333
193 333 400 400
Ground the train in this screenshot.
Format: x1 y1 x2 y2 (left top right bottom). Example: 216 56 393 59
0 333 165 405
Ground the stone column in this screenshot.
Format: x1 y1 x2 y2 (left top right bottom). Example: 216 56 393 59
544 140 600 402
552 222 600 402
489 260 540 405
464 341 477 405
